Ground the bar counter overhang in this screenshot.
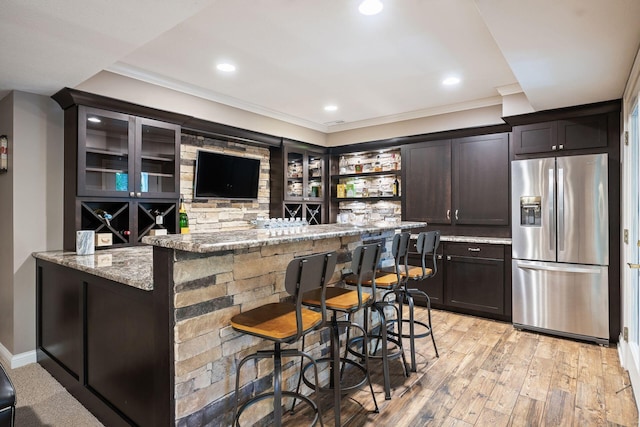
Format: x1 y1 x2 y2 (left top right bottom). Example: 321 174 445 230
33 221 425 426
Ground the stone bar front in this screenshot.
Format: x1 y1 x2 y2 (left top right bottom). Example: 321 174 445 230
145 222 424 426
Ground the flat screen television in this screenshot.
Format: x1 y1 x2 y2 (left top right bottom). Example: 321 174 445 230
193 150 261 200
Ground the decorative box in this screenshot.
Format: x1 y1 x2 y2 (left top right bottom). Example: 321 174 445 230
95 233 113 247
148 229 168 236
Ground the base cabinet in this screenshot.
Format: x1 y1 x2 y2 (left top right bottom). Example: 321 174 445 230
444 243 504 316
410 241 511 321
37 260 171 427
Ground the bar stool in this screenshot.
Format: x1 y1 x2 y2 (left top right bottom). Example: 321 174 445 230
231 251 337 426
345 233 410 400
385 230 440 372
0 362 16 427
293 242 382 426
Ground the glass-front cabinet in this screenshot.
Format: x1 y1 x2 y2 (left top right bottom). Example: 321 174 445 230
270 141 326 224
78 106 180 199
285 148 324 201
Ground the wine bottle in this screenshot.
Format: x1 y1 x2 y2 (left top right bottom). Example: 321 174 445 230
339 156 347 174
393 178 400 196
179 196 190 234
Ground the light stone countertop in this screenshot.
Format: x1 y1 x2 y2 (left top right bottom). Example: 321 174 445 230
32 228 509 292
440 235 511 245
33 246 153 291
33 221 426 291
142 221 427 253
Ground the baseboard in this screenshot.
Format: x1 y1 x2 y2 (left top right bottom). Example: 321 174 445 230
0 341 37 368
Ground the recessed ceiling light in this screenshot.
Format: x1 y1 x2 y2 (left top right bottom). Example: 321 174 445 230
216 63 236 72
442 76 461 86
359 0 383 16
324 105 338 112
87 117 101 123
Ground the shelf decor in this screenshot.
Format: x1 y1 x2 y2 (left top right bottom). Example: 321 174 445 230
0 135 7 173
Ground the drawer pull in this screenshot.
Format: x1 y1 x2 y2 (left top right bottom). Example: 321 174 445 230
468 247 481 252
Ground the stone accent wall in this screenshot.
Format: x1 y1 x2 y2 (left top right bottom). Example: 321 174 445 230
172 230 394 426
337 200 402 224
180 134 271 233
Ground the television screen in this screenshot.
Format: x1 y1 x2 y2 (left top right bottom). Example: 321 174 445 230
193 150 261 200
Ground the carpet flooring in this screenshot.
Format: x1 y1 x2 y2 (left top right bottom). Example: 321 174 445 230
0 358 103 427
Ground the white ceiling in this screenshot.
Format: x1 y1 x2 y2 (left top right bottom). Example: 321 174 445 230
1 0 639 133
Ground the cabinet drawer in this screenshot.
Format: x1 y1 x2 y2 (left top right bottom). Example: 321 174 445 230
444 242 503 259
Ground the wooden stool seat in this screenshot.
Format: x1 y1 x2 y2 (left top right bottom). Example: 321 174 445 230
303 287 372 311
231 302 322 341
345 271 397 289
399 265 432 279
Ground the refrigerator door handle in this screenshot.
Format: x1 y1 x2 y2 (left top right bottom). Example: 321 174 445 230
515 260 602 274
558 167 564 252
549 168 555 251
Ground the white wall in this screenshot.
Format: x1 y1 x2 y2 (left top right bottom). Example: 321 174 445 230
0 91 63 365
619 45 640 414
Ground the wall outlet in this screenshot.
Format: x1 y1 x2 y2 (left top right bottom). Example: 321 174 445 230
624 326 629 341
624 229 629 244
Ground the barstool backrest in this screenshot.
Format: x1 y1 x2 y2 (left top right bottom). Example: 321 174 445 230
391 232 412 287
416 230 441 279
350 242 383 303
285 251 337 340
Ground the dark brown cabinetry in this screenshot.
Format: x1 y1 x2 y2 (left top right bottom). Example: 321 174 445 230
37 260 171 427
61 105 181 250
408 241 511 320
512 114 608 155
444 242 504 316
403 140 451 224
270 140 327 224
403 133 509 228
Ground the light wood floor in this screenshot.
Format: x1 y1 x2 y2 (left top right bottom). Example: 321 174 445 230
287 308 638 426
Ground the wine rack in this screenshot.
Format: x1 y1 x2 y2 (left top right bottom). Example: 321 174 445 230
137 202 177 242
80 201 131 246
284 203 323 225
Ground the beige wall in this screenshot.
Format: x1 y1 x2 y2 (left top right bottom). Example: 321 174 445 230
77 72 515 148
327 104 505 147
76 71 328 146
0 93 15 354
0 91 63 361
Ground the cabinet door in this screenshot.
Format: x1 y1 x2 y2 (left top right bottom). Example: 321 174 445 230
444 243 505 316
285 149 305 200
135 118 180 199
78 106 135 197
38 262 82 378
512 121 557 155
306 151 324 200
557 114 608 150
453 133 510 225
402 140 452 224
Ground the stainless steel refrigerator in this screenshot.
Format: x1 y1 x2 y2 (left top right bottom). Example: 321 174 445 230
511 153 609 345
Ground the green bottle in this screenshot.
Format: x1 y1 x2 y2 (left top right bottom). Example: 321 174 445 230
179 196 189 234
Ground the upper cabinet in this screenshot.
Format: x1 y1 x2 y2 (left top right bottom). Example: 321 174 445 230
270 140 327 224
402 140 451 224
284 145 325 202
78 106 180 199
512 114 608 155
402 133 510 227
453 133 510 226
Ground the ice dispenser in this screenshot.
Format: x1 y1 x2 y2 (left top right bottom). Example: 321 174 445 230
520 196 541 226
